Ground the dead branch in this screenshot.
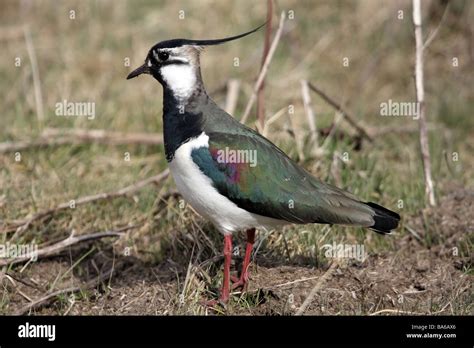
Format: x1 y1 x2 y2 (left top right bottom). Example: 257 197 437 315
3 272 44 291
3 169 169 234
4 274 34 302
413 0 436 206
369 309 424 316
295 260 342 315
261 106 287 137
0 137 71 153
307 82 373 142
269 275 321 289
300 80 319 152
240 11 286 124
42 128 163 145
0 128 163 153
256 0 274 129
330 151 343 187
404 225 423 242
369 302 451 316
0 225 138 267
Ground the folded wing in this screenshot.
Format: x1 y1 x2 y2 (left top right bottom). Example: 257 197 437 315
191 131 399 233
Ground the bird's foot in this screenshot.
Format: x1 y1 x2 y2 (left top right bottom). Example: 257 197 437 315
199 294 230 308
231 275 249 291
199 294 229 308
199 298 218 307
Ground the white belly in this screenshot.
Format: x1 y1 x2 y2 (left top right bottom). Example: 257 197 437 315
168 132 284 234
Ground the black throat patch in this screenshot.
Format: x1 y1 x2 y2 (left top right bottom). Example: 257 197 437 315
162 88 204 162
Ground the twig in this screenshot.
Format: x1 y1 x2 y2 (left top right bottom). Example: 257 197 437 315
307 82 373 142
3 169 169 233
117 289 147 312
300 79 319 158
269 275 321 289
0 128 163 153
23 26 44 128
240 11 286 124
0 137 72 153
369 309 423 316
0 225 138 267
330 151 343 187
3 272 43 291
261 106 287 137
404 225 423 242
370 303 451 316
62 297 75 316
42 128 163 145
295 260 341 315
4 275 34 302
15 268 114 315
224 79 241 115
256 0 274 129
413 0 436 207
300 80 318 145
423 1 450 50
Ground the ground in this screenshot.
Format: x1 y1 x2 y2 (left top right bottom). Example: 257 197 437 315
0 0 473 316
3 187 472 315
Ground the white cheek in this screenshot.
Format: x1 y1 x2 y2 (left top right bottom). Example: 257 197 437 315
160 64 196 101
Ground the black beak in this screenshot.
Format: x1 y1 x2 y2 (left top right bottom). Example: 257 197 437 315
126 64 150 80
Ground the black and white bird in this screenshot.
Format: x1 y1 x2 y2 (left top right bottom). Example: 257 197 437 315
127 24 400 304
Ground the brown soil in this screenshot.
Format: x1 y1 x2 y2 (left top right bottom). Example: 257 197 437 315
3 188 472 315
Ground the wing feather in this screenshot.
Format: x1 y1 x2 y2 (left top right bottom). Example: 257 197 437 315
191 131 375 227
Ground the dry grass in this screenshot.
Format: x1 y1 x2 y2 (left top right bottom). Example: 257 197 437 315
0 0 473 315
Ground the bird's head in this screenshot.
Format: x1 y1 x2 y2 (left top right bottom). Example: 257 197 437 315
127 23 265 101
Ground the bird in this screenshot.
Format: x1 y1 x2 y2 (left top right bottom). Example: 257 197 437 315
127 23 400 305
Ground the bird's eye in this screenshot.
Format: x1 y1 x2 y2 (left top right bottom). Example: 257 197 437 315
158 51 169 61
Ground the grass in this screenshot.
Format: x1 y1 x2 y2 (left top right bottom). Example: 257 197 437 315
0 0 473 315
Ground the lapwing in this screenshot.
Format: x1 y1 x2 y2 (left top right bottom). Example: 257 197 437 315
127 24 400 304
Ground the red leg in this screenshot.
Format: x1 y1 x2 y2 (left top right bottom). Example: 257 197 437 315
232 228 256 290
218 234 233 303
200 234 233 307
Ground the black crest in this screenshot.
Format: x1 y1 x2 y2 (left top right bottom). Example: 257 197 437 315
151 22 266 50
